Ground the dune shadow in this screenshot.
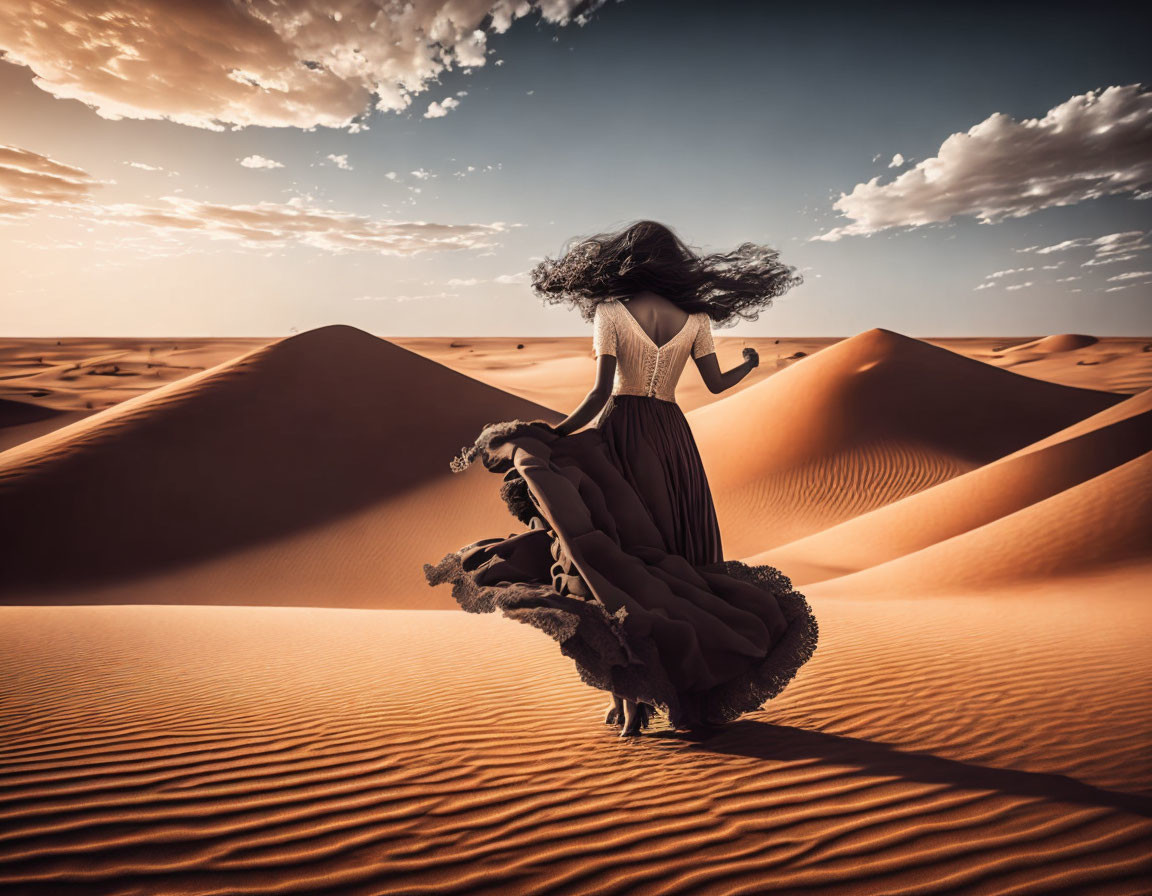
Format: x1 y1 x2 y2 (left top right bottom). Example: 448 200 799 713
653 720 1152 818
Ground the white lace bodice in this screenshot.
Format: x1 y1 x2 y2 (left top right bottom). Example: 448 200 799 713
592 299 716 403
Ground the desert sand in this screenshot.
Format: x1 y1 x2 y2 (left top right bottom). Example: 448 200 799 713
1 326 1149 894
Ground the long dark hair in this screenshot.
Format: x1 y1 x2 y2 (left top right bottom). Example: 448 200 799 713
530 220 802 326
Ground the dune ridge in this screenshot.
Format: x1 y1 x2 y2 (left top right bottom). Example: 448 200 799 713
805 448 1152 599
689 327 1124 556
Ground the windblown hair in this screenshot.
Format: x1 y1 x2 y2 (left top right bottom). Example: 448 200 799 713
530 220 802 326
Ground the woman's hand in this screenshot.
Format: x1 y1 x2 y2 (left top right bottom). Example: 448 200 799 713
742 347 760 369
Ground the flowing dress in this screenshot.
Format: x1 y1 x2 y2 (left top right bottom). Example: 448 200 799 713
423 299 818 730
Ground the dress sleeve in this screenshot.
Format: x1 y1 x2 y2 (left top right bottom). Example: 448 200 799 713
593 302 618 357
692 313 716 359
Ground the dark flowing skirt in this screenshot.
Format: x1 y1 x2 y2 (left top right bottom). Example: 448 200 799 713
597 394 723 567
423 395 818 731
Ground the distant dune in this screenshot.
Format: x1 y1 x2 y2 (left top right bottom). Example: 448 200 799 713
1003 333 1099 353
0 325 561 604
689 327 1125 557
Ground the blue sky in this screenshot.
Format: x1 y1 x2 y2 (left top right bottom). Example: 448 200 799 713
1 0 1150 337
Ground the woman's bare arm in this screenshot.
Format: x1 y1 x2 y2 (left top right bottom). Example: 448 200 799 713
554 354 617 436
693 348 759 394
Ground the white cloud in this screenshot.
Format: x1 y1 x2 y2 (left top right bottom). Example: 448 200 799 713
0 1 608 131
1106 270 1152 281
986 266 1034 278
1016 230 1151 268
97 196 509 254
0 141 510 255
1083 253 1140 267
0 143 101 217
974 265 1038 290
452 162 500 177
424 96 460 118
888 153 905 168
1004 281 1034 291
126 161 162 171
326 153 352 170
813 84 1152 241
1032 231 1147 255
410 168 434 180
240 155 284 169
439 271 529 288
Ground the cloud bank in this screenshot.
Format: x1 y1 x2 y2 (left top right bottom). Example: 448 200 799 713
1015 230 1151 267
0 0 607 130
813 84 1152 241
0 143 100 217
1 142 507 254
98 196 510 254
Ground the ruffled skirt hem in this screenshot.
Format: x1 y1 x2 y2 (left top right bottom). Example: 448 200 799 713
423 550 818 731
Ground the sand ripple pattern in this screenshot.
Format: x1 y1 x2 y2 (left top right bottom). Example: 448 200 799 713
1 601 1149 896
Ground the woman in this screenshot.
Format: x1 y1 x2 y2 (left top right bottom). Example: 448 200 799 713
424 220 818 737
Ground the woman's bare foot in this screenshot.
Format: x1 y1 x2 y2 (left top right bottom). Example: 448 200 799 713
620 700 653 737
604 695 624 726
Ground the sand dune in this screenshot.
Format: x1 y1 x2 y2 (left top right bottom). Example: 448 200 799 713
2 326 1139 606
0 397 87 453
688 327 1125 557
0 581 1147 895
933 334 1152 394
1004 333 1100 353
0 325 560 603
0 336 268 413
805 449 1152 599
756 387 1152 585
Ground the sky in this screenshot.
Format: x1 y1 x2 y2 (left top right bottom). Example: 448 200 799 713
1 0 1150 338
